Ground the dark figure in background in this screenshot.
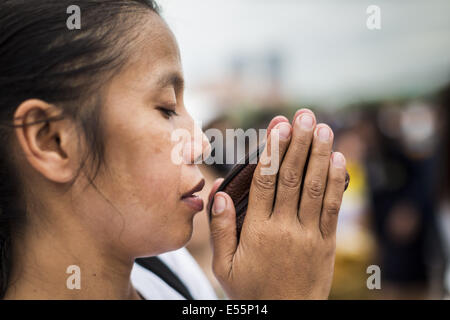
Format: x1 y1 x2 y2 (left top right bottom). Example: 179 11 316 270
364 104 446 299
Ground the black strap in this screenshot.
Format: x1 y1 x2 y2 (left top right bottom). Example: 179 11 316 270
135 256 195 300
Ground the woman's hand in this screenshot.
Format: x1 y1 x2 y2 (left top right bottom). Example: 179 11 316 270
208 109 347 299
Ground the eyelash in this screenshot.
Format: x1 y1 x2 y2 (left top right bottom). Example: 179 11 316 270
157 107 179 118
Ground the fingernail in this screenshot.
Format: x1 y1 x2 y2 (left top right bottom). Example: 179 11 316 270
213 194 226 215
332 152 346 168
317 126 330 142
297 114 314 130
276 122 291 139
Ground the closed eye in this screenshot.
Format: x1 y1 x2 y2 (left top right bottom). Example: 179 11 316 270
157 107 179 118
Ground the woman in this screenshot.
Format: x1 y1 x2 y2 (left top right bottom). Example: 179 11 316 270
0 0 347 299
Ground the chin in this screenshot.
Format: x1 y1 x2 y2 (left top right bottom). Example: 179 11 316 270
167 221 195 251
132 227 194 258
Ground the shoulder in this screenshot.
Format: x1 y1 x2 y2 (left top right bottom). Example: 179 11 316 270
131 247 218 300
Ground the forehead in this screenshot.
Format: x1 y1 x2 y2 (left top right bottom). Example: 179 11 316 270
123 12 183 88
141 12 181 63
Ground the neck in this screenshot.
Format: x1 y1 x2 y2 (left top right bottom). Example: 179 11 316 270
5 217 140 300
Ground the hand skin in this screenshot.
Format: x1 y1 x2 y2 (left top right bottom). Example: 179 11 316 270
208 109 347 300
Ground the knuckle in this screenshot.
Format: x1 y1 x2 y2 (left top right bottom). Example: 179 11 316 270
305 230 318 244
253 172 276 191
279 167 302 188
331 171 346 186
302 230 319 256
276 227 295 243
210 223 224 240
312 147 332 159
325 199 341 216
265 225 296 247
247 222 265 241
305 177 325 199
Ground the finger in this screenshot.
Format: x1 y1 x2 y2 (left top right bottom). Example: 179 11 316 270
298 124 334 228
320 152 346 239
210 192 237 281
272 111 316 219
292 108 315 126
266 115 289 138
247 121 291 220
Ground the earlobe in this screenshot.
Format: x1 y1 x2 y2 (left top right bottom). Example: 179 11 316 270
13 99 77 184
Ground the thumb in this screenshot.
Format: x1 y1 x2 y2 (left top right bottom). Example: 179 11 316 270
207 178 224 212
209 191 237 281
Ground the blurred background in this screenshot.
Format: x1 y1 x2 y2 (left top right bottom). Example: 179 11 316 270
156 0 450 299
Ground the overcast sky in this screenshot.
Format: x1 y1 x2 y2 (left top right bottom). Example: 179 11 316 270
155 0 450 115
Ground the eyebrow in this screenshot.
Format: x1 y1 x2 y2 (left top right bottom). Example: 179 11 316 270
155 72 185 91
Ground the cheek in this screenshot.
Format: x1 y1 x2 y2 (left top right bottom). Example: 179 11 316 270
98 111 197 254
120 159 194 255
126 130 183 208
101 113 176 204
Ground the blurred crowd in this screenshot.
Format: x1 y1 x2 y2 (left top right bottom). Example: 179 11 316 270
185 83 450 300
153 0 450 301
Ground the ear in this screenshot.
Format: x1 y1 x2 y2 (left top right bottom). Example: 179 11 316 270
13 99 79 183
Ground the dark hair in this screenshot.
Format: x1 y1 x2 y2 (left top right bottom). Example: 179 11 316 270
0 0 160 298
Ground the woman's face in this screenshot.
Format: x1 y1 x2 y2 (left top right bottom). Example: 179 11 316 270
73 13 211 258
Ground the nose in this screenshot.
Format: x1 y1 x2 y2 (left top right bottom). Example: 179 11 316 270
182 123 211 164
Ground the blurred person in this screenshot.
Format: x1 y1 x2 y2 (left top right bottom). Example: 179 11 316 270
436 84 450 298
0 0 348 300
364 103 445 299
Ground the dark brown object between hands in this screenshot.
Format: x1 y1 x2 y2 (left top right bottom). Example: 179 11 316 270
208 143 350 242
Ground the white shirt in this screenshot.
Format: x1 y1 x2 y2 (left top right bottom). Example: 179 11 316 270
131 247 218 300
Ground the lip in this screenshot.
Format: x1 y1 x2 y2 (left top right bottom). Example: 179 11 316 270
181 179 205 198
181 179 205 212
